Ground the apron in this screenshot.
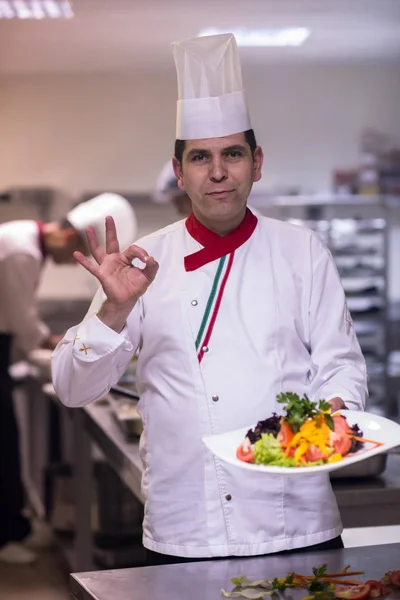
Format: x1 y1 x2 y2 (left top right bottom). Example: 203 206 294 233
0 220 46 545
0 333 30 545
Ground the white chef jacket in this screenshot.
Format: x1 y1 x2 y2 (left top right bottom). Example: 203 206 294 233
0 220 50 353
52 214 367 558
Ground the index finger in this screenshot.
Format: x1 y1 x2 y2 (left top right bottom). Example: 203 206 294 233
85 226 106 264
74 251 101 278
123 244 150 263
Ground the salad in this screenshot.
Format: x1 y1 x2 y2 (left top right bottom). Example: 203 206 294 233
236 393 382 468
222 563 400 599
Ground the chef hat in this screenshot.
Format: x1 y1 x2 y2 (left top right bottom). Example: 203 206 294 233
153 161 187 204
172 33 252 140
67 193 137 250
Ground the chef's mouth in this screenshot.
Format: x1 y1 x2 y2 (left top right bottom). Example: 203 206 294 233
207 189 235 196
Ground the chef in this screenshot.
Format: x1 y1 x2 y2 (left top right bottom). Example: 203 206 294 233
154 159 263 218
0 193 137 564
52 34 367 565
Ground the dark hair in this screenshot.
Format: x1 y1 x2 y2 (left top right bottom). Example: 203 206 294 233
59 218 74 230
59 217 86 243
174 128 257 165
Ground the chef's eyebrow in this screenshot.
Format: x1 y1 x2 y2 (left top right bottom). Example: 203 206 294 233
185 144 248 160
222 144 248 155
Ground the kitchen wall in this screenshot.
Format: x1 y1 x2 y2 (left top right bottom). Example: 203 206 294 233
1 64 400 195
1 63 400 300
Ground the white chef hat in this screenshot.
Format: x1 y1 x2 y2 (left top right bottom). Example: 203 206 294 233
172 33 252 140
67 193 137 250
153 161 187 204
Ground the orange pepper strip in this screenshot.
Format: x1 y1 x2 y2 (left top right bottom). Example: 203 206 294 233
352 436 383 446
294 572 364 580
346 434 383 447
323 579 364 585
325 572 365 578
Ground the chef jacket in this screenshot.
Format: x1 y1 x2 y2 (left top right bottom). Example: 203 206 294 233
0 220 50 353
52 213 367 558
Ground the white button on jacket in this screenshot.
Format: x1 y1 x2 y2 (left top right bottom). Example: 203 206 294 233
52 216 367 558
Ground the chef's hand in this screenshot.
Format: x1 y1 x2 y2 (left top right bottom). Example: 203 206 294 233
74 216 159 332
328 397 347 413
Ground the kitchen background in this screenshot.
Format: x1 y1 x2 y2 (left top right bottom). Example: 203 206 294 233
1 1 400 597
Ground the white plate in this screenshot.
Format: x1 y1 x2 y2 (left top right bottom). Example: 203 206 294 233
202 410 400 476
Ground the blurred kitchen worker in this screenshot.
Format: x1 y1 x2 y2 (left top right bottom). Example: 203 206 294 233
0 193 137 564
52 35 367 565
155 159 262 217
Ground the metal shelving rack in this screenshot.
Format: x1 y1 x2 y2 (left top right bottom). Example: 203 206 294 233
251 194 399 416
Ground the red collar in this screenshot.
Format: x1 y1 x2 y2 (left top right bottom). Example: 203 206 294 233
184 208 258 271
36 221 47 259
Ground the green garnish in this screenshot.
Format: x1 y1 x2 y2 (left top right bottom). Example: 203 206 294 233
271 578 286 592
271 573 295 592
222 565 334 599
308 565 331 594
277 392 334 433
312 565 328 578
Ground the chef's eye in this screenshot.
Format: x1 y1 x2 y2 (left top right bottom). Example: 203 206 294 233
226 150 243 159
191 153 207 162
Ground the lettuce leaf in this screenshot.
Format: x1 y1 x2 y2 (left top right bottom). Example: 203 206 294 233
253 434 298 467
221 588 273 598
230 576 272 589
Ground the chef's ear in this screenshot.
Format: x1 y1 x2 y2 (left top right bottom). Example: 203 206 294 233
172 157 185 192
252 146 263 183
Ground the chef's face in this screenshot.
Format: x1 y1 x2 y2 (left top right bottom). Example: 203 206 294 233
173 132 263 230
51 230 88 264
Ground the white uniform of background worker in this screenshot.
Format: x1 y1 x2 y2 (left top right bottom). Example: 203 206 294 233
0 193 136 564
52 34 367 565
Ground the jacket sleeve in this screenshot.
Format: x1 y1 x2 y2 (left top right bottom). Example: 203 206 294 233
51 286 142 407
1 254 50 353
308 233 368 411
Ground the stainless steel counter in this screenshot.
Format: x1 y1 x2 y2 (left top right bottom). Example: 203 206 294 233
84 398 400 526
83 399 143 502
70 543 400 600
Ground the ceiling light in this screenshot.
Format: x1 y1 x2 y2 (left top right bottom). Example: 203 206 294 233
198 27 310 47
0 0 74 19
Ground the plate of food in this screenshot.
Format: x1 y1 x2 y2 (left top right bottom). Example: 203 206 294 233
202 392 400 475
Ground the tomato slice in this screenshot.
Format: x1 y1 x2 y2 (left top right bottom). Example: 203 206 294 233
304 444 326 463
287 447 296 458
333 415 352 435
334 435 352 456
334 583 371 600
365 580 391 597
387 570 400 588
236 443 255 463
277 422 294 447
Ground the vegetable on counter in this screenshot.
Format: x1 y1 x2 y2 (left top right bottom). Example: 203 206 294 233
222 564 400 600
236 392 383 468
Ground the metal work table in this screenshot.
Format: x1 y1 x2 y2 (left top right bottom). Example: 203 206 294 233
71 543 400 600
83 398 143 502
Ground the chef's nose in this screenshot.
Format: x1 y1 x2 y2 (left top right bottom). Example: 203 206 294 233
209 155 228 183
